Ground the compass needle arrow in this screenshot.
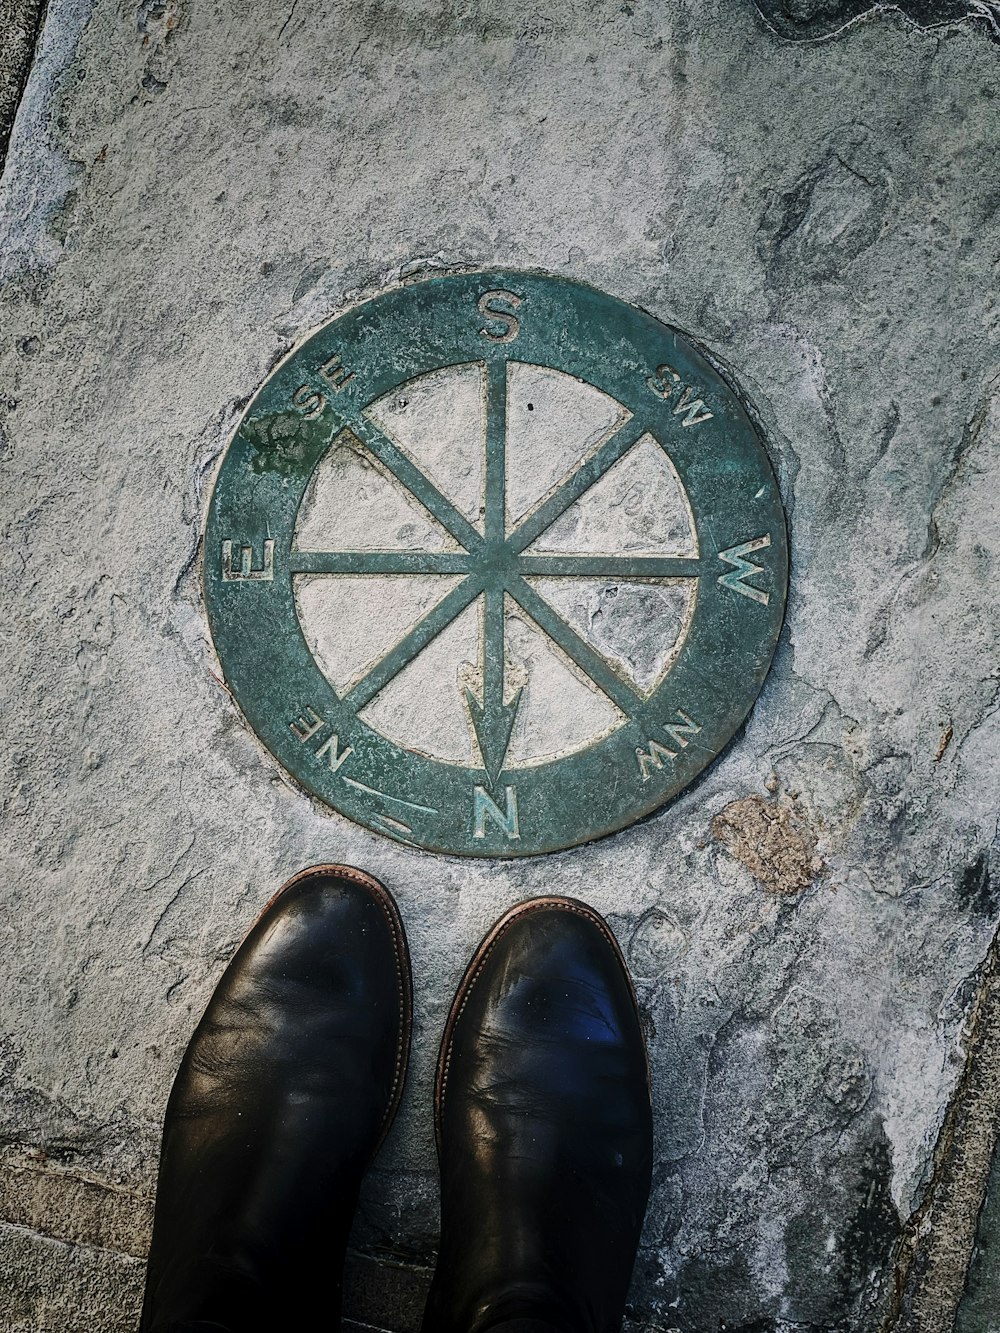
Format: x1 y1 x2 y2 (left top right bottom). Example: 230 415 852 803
464 589 521 783
464 683 522 785
461 356 522 783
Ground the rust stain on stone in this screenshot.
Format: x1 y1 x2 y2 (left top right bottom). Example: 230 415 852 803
711 794 822 894
935 723 954 762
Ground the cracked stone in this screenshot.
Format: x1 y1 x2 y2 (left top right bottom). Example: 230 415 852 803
754 0 1000 41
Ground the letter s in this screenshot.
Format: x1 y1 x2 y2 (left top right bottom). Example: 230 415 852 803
478 290 523 344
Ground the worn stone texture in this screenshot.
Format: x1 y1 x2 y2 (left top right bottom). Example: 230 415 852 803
0 0 45 172
752 0 1000 42
0 1222 145 1332
956 1143 1000 1333
1 1 999 1330
886 911 1000 1333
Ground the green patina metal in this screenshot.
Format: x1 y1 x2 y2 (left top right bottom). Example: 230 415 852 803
203 270 788 856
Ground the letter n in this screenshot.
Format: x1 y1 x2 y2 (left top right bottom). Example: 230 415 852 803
474 785 520 839
662 711 701 750
316 734 353 772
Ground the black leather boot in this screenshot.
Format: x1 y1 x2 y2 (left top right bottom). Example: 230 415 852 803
422 897 653 1333
139 864 412 1333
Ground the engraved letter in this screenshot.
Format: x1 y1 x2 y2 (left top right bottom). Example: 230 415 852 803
315 733 354 772
647 363 681 400
292 383 326 419
290 706 324 743
635 739 677 782
473 785 520 839
319 352 356 393
718 535 771 606
478 290 522 344
672 386 713 428
646 364 713 427
221 539 274 582
662 710 701 750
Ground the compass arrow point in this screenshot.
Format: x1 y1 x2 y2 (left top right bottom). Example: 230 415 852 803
464 685 522 783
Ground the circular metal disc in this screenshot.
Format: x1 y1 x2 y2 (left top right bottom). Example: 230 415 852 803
204 270 788 856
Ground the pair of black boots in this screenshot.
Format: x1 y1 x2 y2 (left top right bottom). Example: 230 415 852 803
139 865 654 1333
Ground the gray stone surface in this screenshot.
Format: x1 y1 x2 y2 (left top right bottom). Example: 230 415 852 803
0 1222 144 1333
1 1 999 1330
0 0 45 172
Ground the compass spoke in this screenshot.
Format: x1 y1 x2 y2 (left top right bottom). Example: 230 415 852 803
485 358 507 545
289 551 475 576
506 574 644 719
506 415 648 555
516 554 702 579
342 574 483 712
348 416 486 554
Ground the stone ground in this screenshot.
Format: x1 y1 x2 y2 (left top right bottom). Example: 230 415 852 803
1 1 999 1330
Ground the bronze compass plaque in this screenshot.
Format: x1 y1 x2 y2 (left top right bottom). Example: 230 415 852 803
204 271 788 855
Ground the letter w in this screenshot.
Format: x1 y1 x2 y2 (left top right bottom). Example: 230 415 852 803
718 535 771 606
673 386 713 428
636 739 677 782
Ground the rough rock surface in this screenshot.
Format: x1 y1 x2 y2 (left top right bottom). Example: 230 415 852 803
0 0 45 171
1 2 999 1330
753 0 1000 42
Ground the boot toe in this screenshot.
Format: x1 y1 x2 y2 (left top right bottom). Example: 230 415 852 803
428 897 652 1333
141 864 412 1333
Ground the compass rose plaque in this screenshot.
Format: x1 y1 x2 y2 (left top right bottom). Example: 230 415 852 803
204 271 788 856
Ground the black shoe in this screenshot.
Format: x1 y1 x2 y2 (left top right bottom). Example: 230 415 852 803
139 864 413 1333
422 897 653 1333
